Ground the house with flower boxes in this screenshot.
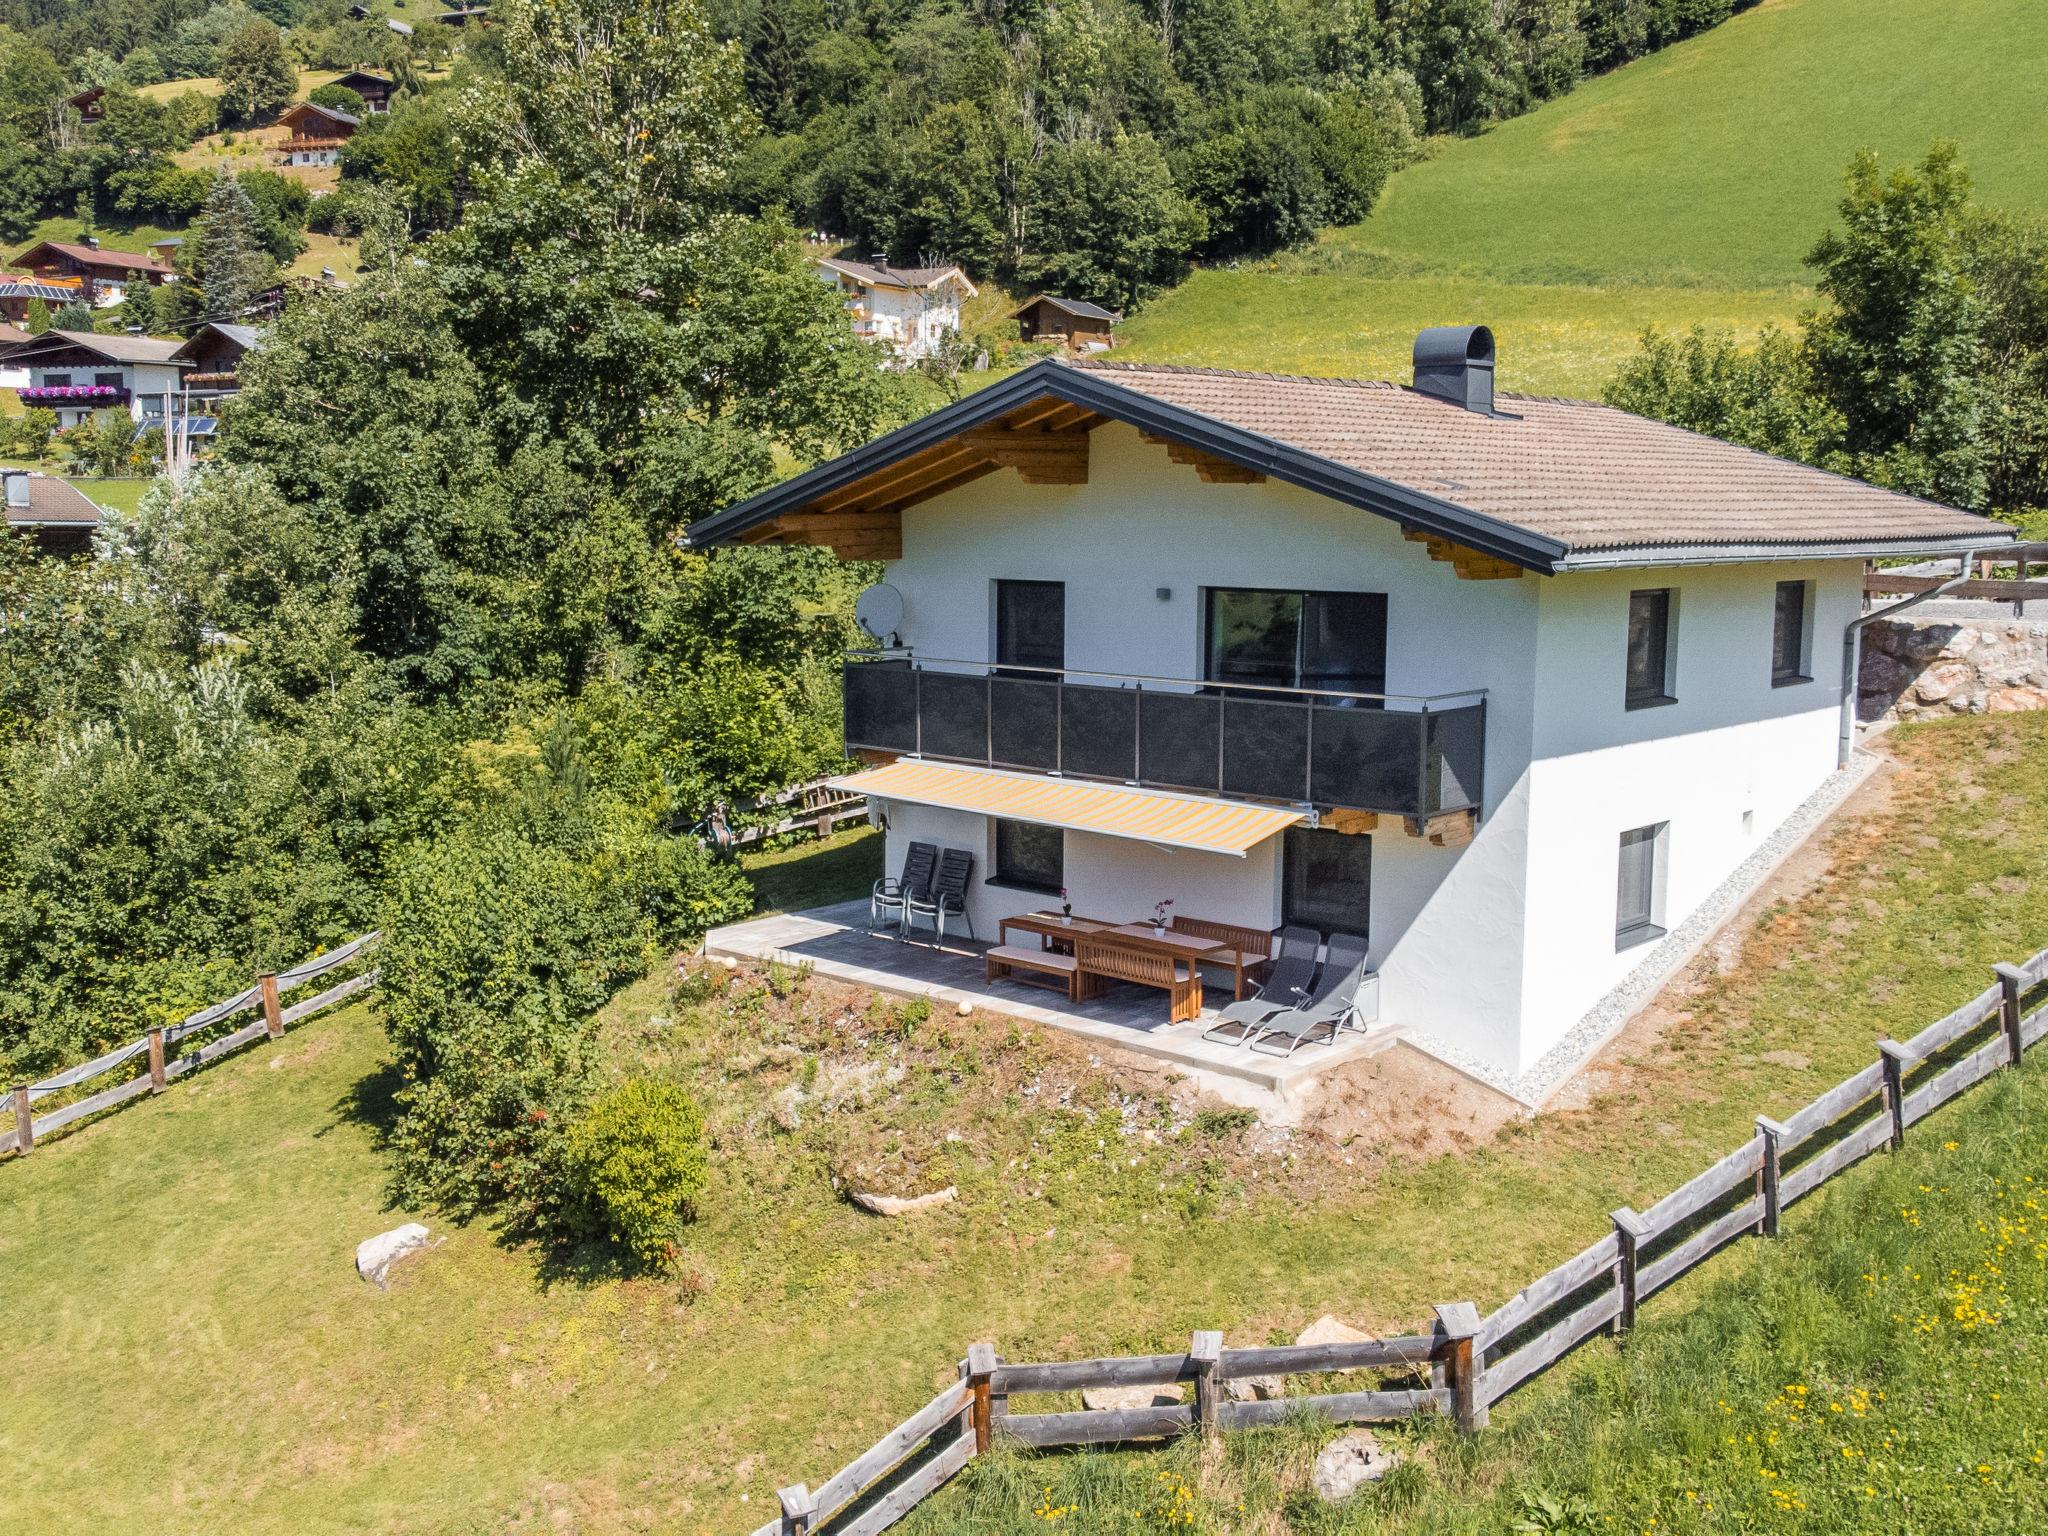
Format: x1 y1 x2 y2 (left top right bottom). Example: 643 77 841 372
8 329 187 431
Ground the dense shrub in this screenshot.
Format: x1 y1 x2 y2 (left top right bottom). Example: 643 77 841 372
564 1077 709 1266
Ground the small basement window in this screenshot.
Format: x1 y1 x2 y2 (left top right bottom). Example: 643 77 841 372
1772 579 1813 685
991 818 1063 894
1616 822 1668 951
1625 589 1676 709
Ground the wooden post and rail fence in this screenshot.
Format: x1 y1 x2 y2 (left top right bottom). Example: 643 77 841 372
745 945 2048 1536
1 932 381 1158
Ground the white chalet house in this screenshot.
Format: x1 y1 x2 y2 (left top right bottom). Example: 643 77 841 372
690 329 2010 1094
8 329 187 431
816 256 977 362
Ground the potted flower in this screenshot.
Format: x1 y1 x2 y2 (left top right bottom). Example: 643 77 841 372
1059 888 1072 924
1152 898 1174 938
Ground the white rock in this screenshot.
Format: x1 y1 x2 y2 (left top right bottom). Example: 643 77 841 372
1294 1314 1373 1349
1080 1382 1185 1412
1224 1374 1285 1403
956 999 974 1017
1312 1429 1399 1503
355 1223 430 1287
848 1185 957 1217
720 955 739 970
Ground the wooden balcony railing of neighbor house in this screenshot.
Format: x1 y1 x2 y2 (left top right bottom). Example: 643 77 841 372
741 947 2048 1536
843 654 1487 821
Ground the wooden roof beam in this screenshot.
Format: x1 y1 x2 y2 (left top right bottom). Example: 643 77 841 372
1403 527 1525 580
1140 432 1266 484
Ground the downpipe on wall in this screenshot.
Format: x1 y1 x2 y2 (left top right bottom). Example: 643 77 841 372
1838 549 1984 768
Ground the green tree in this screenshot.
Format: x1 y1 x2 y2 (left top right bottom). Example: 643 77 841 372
23 296 51 334
307 83 365 115
1022 130 1204 309
194 172 278 320
217 17 297 123
1804 143 1986 508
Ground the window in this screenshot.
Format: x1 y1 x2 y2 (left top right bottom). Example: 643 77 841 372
1282 827 1372 938
1625 588 1676 709
44 373 71 388
1205 589 1387 699
1616 823 1667 950
996 580 1065 675
1772 580 1812 685
94 372 122 389
992 818 1063 892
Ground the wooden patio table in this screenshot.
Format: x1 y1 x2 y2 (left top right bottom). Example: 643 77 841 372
998 911 1115 951
1102 922 1257 1000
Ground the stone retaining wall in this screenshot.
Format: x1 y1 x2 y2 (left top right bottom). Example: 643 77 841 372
1859 616 2048 722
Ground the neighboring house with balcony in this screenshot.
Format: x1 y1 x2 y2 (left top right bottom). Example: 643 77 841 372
689 328 2010 1096
277 101 359 166
328 70 396 112
8 329 188 430
167 321 262 454
816 256 977 362
9 240 176 308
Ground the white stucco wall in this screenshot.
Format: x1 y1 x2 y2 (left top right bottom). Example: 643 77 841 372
861 421 1862 1082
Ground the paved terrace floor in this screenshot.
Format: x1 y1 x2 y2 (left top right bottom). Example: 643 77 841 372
704 900 1397 1095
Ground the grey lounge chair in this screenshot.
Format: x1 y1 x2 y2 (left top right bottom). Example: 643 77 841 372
904 847 976 946
872 841 938 932
1203 926 1322 1044
1249 933 1372 1057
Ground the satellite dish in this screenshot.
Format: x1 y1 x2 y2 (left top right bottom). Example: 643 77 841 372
855 582 905 646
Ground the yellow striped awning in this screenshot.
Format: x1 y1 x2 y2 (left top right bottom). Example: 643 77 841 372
829 759 1304 857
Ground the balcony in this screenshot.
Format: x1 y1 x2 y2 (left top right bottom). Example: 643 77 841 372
843 656 1486 821
20 384 127 407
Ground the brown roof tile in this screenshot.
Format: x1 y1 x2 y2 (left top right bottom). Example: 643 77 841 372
1073 360 2005 558
4 473 103 527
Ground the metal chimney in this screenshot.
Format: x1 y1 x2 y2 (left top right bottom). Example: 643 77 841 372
1412 325 1497 415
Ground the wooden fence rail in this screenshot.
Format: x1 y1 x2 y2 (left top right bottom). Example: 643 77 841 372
1 934 381 1158
743 946 2048 1536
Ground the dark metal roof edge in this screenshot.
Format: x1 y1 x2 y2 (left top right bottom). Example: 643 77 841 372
1553 530 2014 570
689 360 1569 571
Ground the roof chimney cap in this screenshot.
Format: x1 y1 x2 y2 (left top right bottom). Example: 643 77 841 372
4 470 30 509
1412 324 1496 415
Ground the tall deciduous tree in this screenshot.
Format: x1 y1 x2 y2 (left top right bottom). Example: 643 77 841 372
216 18 297 123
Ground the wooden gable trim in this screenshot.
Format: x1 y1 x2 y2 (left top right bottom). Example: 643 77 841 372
1402 528 1525 580
1140 432 1267 484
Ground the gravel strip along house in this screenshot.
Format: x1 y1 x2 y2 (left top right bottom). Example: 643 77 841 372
693 328 2010 1096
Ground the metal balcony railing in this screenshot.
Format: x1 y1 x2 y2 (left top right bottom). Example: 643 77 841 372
843 654 1487 821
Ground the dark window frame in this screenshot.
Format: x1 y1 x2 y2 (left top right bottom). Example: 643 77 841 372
1771 579 1813 686
1615 822 1667 951
1625 588 1677 710
994 579 1066 677
989 817 1064 895
1282 826 1372 939
1202 586 1389 701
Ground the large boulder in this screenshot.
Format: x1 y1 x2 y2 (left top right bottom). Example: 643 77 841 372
1294 1315 1373 1348
1224 1373 1285 1403
355 1223 430 1287
848 1186 956 1217
1312 1429 1400 1502
1080 1382 1185 1412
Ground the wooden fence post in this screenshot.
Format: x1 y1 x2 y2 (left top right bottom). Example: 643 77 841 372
776 1483 816 1536
259 972 283 1040
147 1027 167 1094
1190 1330 1222 1438
966 1341 998 1453
11 1083 31 1155
1433 1302 1486 1432
1993 962 2027 1066
1755 1116 1787 1237
1877 1039 1915 1150
1611 1208 1650 1336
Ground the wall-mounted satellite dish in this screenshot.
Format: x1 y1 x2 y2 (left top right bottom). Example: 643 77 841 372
855 582 906 647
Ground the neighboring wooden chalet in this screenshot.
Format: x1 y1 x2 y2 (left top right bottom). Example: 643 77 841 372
328 70 396 112
9 240 176 307
169 322 261 402
816 256 977 363
1011 295 1122 352
8 328 188 429
68 87 107 123
0 274 80 325
3 470 103 557
277 101 360 166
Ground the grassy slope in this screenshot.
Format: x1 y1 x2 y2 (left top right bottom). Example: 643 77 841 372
1119 0 2048 396
5 714 2048 1533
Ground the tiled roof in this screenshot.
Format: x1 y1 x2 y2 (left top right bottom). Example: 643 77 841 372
1014 295 1123 323
1073 360 2003 557
819 257 969 290
12 329 186 364
13 241 174 276
4 473 103 527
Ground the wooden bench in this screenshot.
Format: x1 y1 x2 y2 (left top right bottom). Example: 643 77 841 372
985 944 1083 1002
1171 916 1273 1000
1075 937 1203 1023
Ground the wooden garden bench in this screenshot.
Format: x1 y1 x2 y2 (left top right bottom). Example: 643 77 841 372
1171 915 1273 1000
1075 936 1204 1023
985 944 1084 1002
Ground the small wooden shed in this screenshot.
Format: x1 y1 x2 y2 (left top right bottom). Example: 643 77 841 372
1010 295 1122 351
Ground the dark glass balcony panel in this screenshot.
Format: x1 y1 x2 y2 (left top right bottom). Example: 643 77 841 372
843 661 915 752
1427 702 1487 814
919 670 989 761
1138 691 1220 792
1060 683 1138 781
1312 707 1425 815
1221 698 1310 802
990 677 1060 771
